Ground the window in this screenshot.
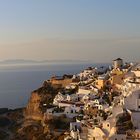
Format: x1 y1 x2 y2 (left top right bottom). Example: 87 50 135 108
75 125 77 131
137 134 139 137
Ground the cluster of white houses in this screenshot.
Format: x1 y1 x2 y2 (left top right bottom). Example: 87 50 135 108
45 58 140 140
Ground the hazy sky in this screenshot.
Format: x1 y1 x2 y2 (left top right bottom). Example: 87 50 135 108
0 0 140 62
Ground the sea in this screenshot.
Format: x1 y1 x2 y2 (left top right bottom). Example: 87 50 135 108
0 63 109 109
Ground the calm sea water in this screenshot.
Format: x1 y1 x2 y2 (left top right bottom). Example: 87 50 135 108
0 63 108 109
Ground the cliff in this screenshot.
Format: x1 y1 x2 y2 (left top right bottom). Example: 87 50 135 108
15 76 73 140
25 81 61 121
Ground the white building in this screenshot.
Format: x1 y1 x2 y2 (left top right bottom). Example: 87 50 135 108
87 127 106 140
124 89 140 111
131 112 140 129
77 87 91 95
113 58 123 69
53 92 66 105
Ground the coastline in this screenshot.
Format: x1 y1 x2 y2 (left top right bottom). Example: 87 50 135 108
0 63 110 109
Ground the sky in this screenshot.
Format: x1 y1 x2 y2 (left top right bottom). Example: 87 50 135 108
0 0 140 63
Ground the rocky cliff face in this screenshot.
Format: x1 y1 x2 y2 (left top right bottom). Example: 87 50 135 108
0 75 74 140
25 81 61 121
25 91 44 120
12 78 72 140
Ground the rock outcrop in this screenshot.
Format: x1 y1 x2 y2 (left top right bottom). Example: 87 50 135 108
16 76 73 140
25 81 62 121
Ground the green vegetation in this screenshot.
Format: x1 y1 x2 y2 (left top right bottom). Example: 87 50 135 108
116 113 133 133
51 117 70 130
